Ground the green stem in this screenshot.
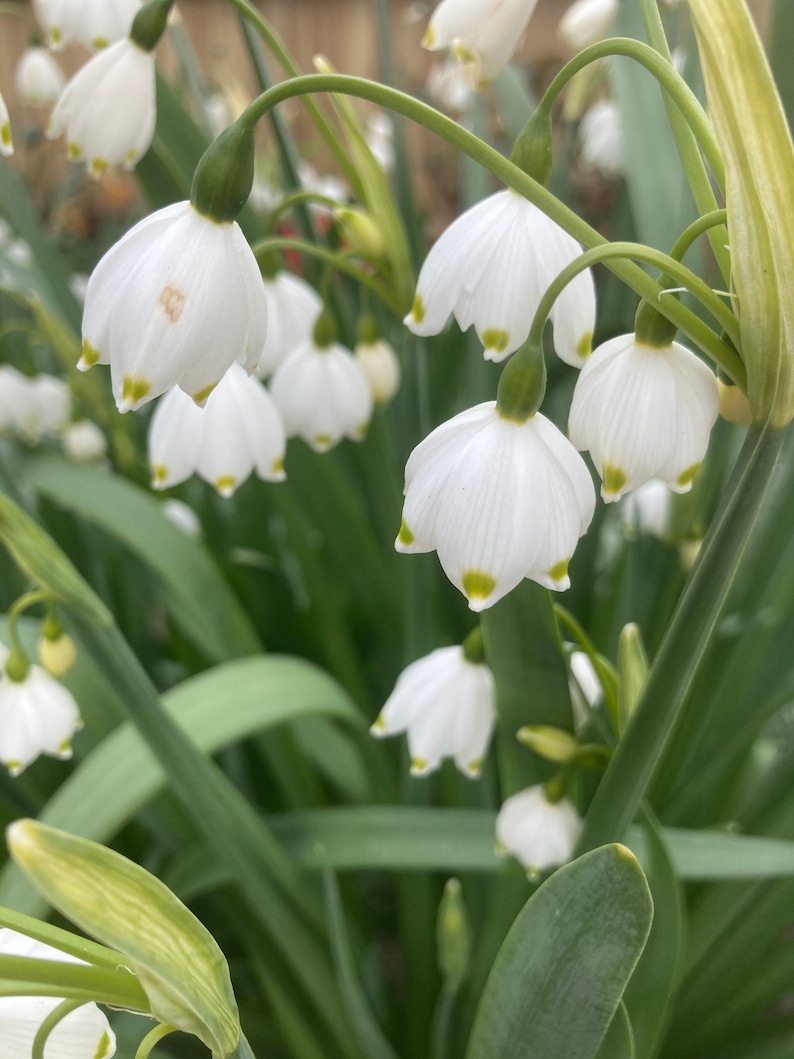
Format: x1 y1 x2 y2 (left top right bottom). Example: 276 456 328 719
32 999 83 1059
577 420 788 852
233 73 735 371
222 0 365 199
668 209 728 263
252 237 399 313
639 0 731 284
7 589 51 654
134 1023 177 1059
525 242 743 384
265 189 343 232
0 954 150 1011
0 906 123 970
429 989 457 1059
540 37 724 191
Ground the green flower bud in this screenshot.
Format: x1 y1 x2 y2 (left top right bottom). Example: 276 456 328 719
130 0 173 52
516 725 579 764
436 879 471 993
496 339 547 423
510 108 554 187
334 206 386 260
191 120 256 224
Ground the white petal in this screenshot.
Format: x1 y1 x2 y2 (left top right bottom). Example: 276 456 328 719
496 785 582 871
148 387 205 490
0 668 81 775
0 996 115 1059
255 273 322 377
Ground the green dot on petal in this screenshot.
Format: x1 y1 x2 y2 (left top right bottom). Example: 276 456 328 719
602 464 627 495
397 519 415 545
576 331 593 359
122 376 151 405
81 339 100 367
548 558 570 583
677 462 700 488
462 569 496 602
482 329 510 354
410 293 426 324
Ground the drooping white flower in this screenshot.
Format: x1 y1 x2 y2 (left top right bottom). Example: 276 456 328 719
14 47 65 108
270 337 373 453
405 189 596 367
426 58 474 114
397 401 595 610
0 929 116 1059
148 362 286 497
569 650 601 708
33 0 142 50
558 0 618 50
354 337 401 405
80 200 268 412
568 334 719 501
422 0 540 87
0 644 82 776
23 375 71 442
48 39 155 175
254 272 322 378
579 99 624 177
0 367 34 435
0 91 13 156
365 112 395 173
61 420 108 463
371 644 495 777
496 784 582 873
620 478 673 539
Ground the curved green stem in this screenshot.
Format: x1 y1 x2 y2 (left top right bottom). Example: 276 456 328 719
32 999 83 1059
265 189 343 233
252 236 399 313
0 320 40 344
135 1023 177 1059
525 242 743 384
669 209 728 264
0 954 150 1011
540 38 724 191
7 589 51 654
639 0 731 285
222 0 364 199
234 74 734 373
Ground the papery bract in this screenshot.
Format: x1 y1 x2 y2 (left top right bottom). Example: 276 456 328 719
397 401 595 610
149 362 286 496
371 645 495 777
48 39 155 175
405 189 595 366
496 784 582 873
568 334 719 501
81 201 268 412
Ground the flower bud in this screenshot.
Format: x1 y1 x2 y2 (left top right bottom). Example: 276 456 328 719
38 632 77 678
334 206 386 260
718 378 753 427
436 879 471 993
516 725 579 763
191 120 255 224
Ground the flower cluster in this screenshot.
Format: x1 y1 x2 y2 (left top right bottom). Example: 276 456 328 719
0 368 71 444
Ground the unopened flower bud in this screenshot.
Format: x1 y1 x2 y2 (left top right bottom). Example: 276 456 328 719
718 378 753 427
516 725 579 763
436 879 471 993
38 632 77 678
334 206 386 259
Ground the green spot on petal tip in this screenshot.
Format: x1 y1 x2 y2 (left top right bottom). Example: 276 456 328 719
548 558 570 583
482 328 510 353
677 462 700 488
602 464 627 496
410 293 426 324
397 519 415 546
576 331 592 360
462 569 496 601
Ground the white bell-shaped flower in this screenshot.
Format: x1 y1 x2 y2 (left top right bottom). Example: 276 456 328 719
0 367 35 435
0 90 13 156
558 0 618 50
22 375 71 443
255 271 322 378
354 337 401 405
14 47 65 108
0 644 82 776
397 401 595 610
61 420 108 463
0 929 116 1059
80 200 268 412
48 39 155 175
148 362 286 497
371 643 495 777
496 784 582 873
270 336 373 453
568 334 719 501
405 189 595 367
620 478 673 539
422 0 540 87
33 0 142 50
579 99 624 177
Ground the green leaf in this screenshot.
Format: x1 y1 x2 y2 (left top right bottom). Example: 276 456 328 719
24 456 260 660
465 845 653 1059
8 820 242 1057
595 1003 634 1059
0 655 361 916
663 826 794 879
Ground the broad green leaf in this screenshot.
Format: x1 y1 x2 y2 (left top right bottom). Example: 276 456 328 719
8 820 242 1057
465 845 653 1059
595 1003 634 1059
689 0 794 424
663 826 794 879
0 655 361 915
24 456 260 661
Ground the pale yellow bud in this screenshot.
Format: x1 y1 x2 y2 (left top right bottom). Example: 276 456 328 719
354 338 401 405
37 632 77 677
718 379 753 427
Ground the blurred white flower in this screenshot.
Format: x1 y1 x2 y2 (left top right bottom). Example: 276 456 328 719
0 644 82 776
298 163 349 217
397 401 595 610
496 784 582 873
14 47 65 108
405 189 595 366
579 99 624 177
371 644 495 777
569 650 601 707
161 498 202 540
149 363 286 497
0 219 11 245
0 91 12 156
427 59 474 114
7 239 32 268
569 334 719 501
48 39 155 175
558 0 618 50
354 337 401 405
620 478 673 539
0 929 116 1059
33 0 142 50
0 367 34 435
255 272 323 378
81 201 268 412
203 93 232 139
68 272 89 304
270 337 373 453
249 175 282 216
365 111 395 173
61 420 108 463
422 0 540 87
24 375 71 442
